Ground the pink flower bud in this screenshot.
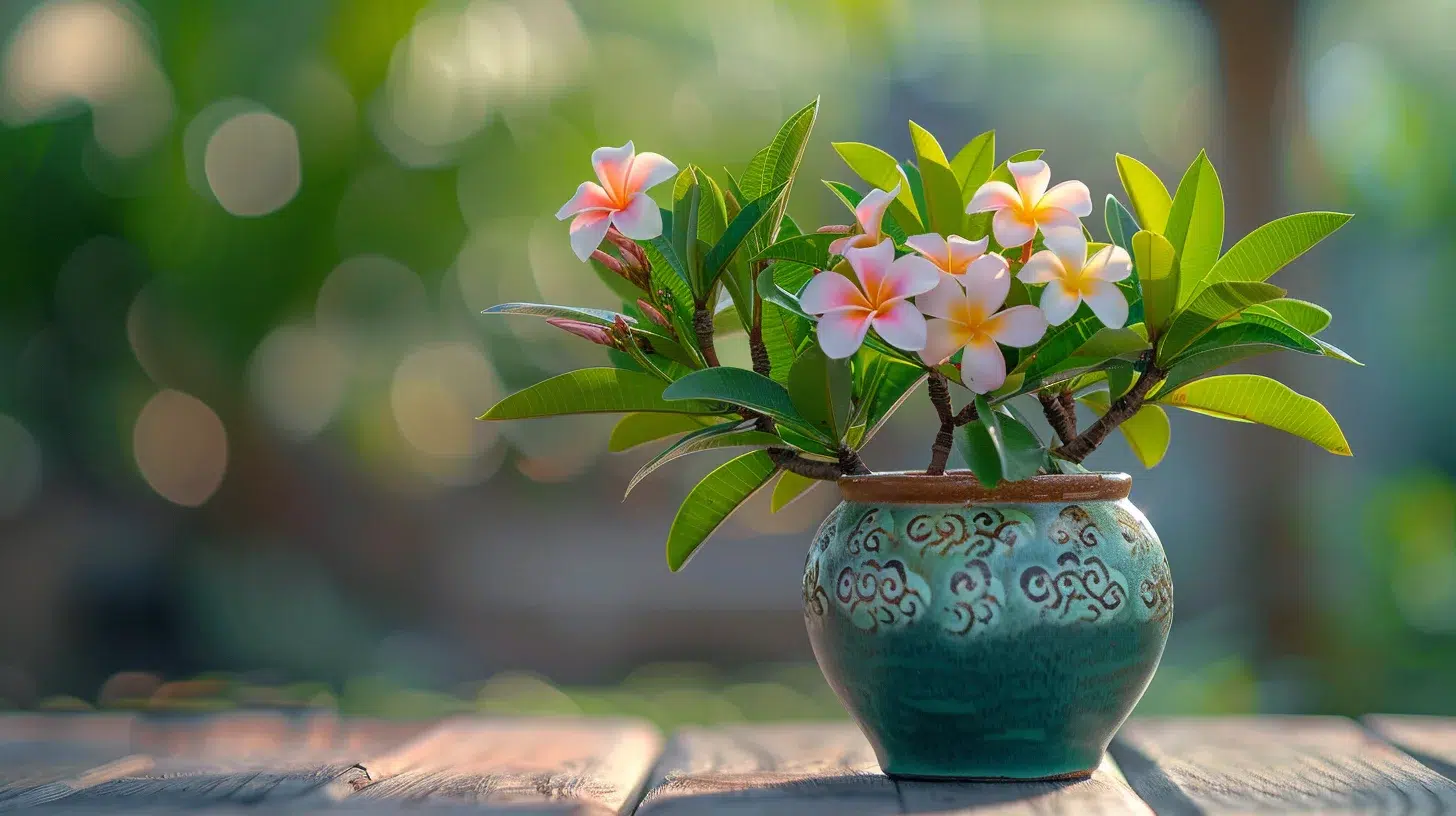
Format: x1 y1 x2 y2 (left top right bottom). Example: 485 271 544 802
635 299 672 330
816 224 853 234
546 318 616 347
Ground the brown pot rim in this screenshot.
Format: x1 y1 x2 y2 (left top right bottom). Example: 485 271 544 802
836 471 1131 505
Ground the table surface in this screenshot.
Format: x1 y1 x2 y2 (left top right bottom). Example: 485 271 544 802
1 714 1455 813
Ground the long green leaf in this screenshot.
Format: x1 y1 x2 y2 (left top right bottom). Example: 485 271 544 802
908 121 964 236
1115 153 1171 233
1155 374 1352 455
667 451 778 570
663 367 820 437
1202 212 1353 287
770 470 818 512
761 301 810 385
671 170 704 296
704 182 789 282
1104 194 1140 249
741 98 819 201
482 303 625 326
1250 298 1332 335
831 141 922 232
1158 281 1286 362
608 413 715 452
1132 230 1178 334
956 395 1005 487
788 344 852 440
1163 151 1224 305
756 267 815 322
626 422 782 497
482 368 721 420
994 408 1048 482
1079 391 1171 468
754 233 838 269
951 130 995 198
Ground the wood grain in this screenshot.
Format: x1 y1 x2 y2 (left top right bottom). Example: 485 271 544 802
347 716 661 814
1367 715 1456 782
1111 716 1456 814
636 722 1149 815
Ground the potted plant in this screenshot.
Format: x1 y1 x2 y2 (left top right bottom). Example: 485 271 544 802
480 99 1355 780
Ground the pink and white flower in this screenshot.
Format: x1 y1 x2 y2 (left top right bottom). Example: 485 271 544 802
556 142 678 261
1018 231 1131 328
919 253 1048 394
829 184 901 257
965 159 1092 248
800 238 940 359
904 233 990 282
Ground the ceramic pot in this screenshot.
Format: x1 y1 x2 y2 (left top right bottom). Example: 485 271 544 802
802 472 1172 781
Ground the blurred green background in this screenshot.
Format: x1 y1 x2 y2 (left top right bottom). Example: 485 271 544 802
0 0 1453 726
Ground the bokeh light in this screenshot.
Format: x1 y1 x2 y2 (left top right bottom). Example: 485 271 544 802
202 109 302 217
0 414 42 518
132 390 228 507
247 325 349 440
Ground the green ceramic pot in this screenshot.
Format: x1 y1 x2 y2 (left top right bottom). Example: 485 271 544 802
802 472 1172 781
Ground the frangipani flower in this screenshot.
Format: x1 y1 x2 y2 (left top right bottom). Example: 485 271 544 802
556 142 677 262
828 184 901 257
919 253 1048 394
1018 231 1131 328
904 233 990 281
966 159 1092 248
800 238 940 359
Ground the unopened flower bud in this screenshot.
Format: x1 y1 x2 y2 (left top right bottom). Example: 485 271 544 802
547 318 616 347
590 249 628 279
817 224 853 234
636 299 672 331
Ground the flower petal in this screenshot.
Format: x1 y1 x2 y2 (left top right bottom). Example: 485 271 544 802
556 181 613 220
1008 160 1050 204
610 192 663 240
855 183 899 238
1084 245 1132 283
991 208 1036 249
871 300 928 352
1019 249 1066 284
921 317 972 365
915 274 965 320
800 270 870 315
568 210 613 262
882 254 942 300
624 151 677 194
983 304 1048 348
959 335 1007 394
845 238 896 304
1038 280 1083 325
961 254 1011 318
1041 227 1088 273
1082 280 1129 329
946 235 989 273
966 180 1019 214
1036 207 1086 246
591 142 635 202
904 233 950 271
817 309 873 359
1039 179 1093 217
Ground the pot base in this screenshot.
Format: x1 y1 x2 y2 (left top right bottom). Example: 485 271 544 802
886 768 1095 783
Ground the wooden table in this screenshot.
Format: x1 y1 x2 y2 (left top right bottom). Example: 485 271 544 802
1 714 1455 813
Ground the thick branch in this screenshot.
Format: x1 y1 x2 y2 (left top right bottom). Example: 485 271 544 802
768 448 849 482
1038 391 1077 445
925 373 957 476
1054 360 1165 463
1058 391 1078 436
692 306 720 367
748 287 771 378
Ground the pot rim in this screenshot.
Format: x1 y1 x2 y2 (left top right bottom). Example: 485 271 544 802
837 471 1131 504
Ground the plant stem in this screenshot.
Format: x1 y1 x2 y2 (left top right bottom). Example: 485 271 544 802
1054 357 1166 463
767 447 862 481
748 284 771 378
693 305 719 367
925 372 957 476
1038 391 1077 445
1058 391 1078 436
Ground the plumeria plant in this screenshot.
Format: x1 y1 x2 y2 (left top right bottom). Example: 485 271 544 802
482 100 1356 570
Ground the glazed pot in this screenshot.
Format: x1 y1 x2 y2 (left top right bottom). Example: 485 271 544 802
802 472 1172 781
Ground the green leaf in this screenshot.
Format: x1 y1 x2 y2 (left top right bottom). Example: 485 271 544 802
626 422 783 497
667 451 778 571
995 409 1049 482
645 228 693 325
956 395 1005 487
482 368 722 420
756 267 814 321
788 344 852 440
1014 315 1102 378
907 121 965 236
966 149 1044 244
1158 281 1286 363
1079 391 1171 468
1104 194 1140 249
1202 212 1353 287
1251 298 1332 336
1156 374 1352 455
1163 151 1224 305
770 260 816 295
1155 345 1276 397
608 413 714 452
761 301 810 385
770 470 818 512
1115 153 1171 233
1132 230 1178 334
831 141 923 232
740 98 819 201
775 423 837 457
672 170 704 296
695 168 730 248
853 350 925 436
822 181 908 244
951 130 995 199
1070 326 1151 361
704 182 789 317
900 161 927 226
482 303 625 326
663 367 820 437
754 233 838 269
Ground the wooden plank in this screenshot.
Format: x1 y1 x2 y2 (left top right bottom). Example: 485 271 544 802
1112 716 1456 814
1367 716 1456 782
0 714 145 808
636 723 1150 815
347 716 661 814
